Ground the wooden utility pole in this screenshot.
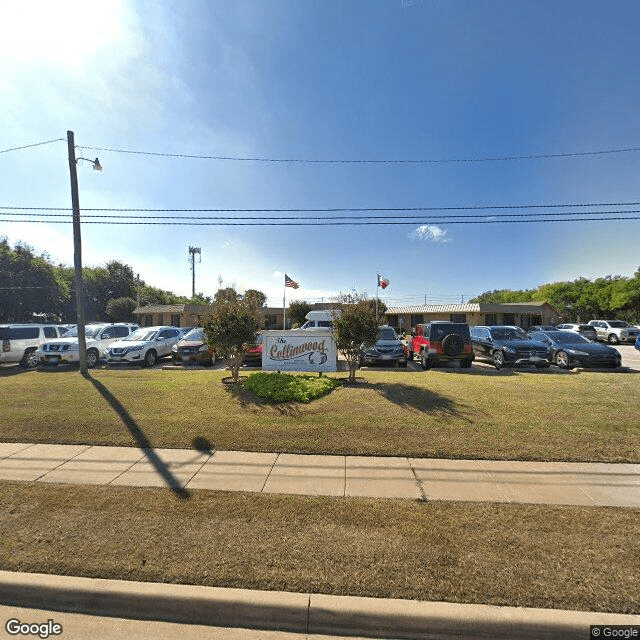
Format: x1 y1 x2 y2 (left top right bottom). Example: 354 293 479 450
67 131 88 374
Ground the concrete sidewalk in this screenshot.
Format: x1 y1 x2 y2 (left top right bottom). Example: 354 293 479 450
1 571 638 640
1 442 639 506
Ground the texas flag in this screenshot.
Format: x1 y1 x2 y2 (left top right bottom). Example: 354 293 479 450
377 274 390 289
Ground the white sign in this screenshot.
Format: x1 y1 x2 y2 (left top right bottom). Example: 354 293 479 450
262 330 337 372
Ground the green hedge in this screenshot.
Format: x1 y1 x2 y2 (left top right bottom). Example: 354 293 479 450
242 372 341 403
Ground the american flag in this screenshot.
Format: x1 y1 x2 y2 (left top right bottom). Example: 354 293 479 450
285 274 299 289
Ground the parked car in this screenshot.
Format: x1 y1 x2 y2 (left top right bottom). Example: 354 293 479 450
106 326 183 367
409 321 474 369
242 333 263 367
532 330 621 369
171 327 215 366
470 326 550 369
555 323 598 341
587 320 640 344
0 324 68 368
37 323 140 368
528 325 557 332
636 334 640 352
360 325 408 368
296 310 335 331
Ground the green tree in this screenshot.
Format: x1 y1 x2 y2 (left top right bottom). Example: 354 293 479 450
333 294 380 383
287 300 312 327
201 289 263 383
243 289 267 310
105 297 138 322
214 287 241 305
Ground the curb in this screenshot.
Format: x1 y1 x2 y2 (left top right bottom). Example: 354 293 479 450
1 571 639 639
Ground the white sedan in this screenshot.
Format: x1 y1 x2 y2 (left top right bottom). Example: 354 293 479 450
106 326 183 367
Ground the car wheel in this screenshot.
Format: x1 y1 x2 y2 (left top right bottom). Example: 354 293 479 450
144 349 157 367
205 353 216 367
408 350 413 361
555 351 572 369
460 359 472 368
607 334 619 344
420 352 431 370
400 359 408 368
20 348 38 369
86 349 99 369
492 350 504 369
442 334 463 357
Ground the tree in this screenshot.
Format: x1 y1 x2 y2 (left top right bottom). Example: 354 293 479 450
106 297 138 322
201 288 263 383
333 294 380 383
288 300 312 327
243 289 267 310
214 287 241 305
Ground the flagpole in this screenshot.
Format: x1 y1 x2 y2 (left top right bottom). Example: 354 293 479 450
376 273 379 322
283 282 286 329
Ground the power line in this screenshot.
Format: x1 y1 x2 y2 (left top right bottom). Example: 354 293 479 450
2 209 640 221
3 215 640 225
0 138 65 154
81 144 640 164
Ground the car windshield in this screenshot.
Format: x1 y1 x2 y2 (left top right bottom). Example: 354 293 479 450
65 326 103 339
552 332 589 344
608 321 630 328
490 328 527 340
377 327 397 341
125 329 158 341
183 328 205 341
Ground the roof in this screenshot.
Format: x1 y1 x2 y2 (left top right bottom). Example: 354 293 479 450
133 304 216 315
386 301 560 315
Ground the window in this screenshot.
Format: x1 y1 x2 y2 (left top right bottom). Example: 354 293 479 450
110 326 130 338
485 313 497 325
44 327 57 338
410 314 424 326
450 314 466 323
171 314 181 327
386 314 398 327
502 313 515 325
9 327 39 340
144 315 153 327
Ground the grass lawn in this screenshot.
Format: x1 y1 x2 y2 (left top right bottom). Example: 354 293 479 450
0 367 638 461
0 481 637 614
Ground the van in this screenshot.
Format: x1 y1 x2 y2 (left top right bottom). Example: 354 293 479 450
297 310 336 331
0 324 67 368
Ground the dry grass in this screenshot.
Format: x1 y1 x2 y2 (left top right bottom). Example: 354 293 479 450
0 367 638 461
0 481 637 614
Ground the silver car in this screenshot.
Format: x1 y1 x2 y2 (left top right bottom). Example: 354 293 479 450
587 320 640 344
555 324 597 341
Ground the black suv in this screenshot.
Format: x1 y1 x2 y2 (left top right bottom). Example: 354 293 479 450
360 325 408 368
470 325 550 369
409 322 474 369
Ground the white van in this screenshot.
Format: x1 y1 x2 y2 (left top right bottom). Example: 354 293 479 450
297 310 337 331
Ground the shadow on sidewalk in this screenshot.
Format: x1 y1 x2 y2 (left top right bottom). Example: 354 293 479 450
83 373 190 500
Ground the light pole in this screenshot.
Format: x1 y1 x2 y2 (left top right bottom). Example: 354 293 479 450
67 130 101 374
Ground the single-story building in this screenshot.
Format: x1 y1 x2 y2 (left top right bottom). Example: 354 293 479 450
385 302 561 332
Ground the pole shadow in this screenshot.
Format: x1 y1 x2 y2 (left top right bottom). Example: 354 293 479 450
83 373 190 500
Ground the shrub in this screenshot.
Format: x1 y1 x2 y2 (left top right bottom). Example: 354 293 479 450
242 372 340 403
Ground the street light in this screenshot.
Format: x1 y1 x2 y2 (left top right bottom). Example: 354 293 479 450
66 130 102 374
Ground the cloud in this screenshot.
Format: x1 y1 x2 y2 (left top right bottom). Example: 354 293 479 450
410 225 450 243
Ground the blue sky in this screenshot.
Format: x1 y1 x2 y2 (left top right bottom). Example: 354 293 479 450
1 0 640 308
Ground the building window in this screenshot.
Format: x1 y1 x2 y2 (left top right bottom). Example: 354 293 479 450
386 314 398 328
410 314 424 326
144 315 153 327
450 313 466 323
502 313 515 325
485 313 497 325
171 314 181 327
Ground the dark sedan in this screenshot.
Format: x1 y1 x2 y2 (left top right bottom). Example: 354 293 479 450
360 325 408 368
470 325 550 369
533 330 621 369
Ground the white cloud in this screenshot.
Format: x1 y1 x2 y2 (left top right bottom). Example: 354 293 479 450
411 225 450 243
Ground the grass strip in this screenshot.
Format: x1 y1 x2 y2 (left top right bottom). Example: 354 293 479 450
0 481 637 614
0 368 639 461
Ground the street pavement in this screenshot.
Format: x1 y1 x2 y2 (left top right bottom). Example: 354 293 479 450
0 442 639 507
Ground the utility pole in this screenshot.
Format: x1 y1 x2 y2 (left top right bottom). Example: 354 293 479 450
67 131 88 374
189 246 201 298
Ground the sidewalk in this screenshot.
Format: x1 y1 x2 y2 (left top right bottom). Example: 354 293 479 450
1 441 639 506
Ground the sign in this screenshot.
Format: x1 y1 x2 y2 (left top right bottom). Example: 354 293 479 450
262 330 337 372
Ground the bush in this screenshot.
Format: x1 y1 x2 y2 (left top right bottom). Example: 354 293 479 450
242 372 340 403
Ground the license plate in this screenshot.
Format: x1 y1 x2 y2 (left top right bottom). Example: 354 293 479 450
382 355 392 360
529 356 543 362
46 356 59 364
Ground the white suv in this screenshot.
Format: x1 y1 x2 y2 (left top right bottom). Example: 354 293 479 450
106 326 183 367
587 320 640 344
1 324 67 368
37 323 140 368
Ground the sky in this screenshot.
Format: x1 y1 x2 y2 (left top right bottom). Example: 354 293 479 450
1 0 640 309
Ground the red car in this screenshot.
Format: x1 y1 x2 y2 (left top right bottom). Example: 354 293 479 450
171 328 215 366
